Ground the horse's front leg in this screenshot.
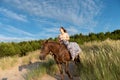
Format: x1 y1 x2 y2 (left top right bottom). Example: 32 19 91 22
65 62 73 80
57 63 64 80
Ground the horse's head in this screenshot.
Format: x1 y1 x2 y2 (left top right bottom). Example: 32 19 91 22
39 40 50 60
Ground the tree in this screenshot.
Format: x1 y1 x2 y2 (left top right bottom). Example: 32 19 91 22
97 32 105 40
30 41 40 50
89 33 98 41
0 43 16 57
19 42 33 56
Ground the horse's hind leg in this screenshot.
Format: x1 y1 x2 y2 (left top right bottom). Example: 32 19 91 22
57 63 64 80
65 62 73 80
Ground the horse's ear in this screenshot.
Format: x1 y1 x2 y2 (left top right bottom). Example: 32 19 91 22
45 40 49 43
42 40 49 44
43 40 48 43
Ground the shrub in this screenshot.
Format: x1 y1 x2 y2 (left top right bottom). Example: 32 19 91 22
19 42 33 56
0 43 16 57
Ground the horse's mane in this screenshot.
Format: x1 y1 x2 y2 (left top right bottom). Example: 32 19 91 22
47 40 60 45
47 40 68 48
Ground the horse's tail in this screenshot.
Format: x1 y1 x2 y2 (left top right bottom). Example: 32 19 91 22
75 51 83 64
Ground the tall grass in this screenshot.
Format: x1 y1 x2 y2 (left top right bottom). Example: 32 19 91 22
0 50 40 70
78 39 120 80
0 56 18 70
1 39 119 80
21 50 40 65
25 39 120 80
25 58 58 80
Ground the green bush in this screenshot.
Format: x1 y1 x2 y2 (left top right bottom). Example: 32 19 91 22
29 41 40 50
19 42 33 56
0 43 16 57
0 40 42 57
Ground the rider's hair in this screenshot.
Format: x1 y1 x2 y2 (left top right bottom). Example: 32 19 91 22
60 27 67 33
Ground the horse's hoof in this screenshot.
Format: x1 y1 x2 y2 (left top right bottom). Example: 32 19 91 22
70 76 73 80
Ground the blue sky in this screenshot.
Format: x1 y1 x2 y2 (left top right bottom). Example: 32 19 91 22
0 0 120 42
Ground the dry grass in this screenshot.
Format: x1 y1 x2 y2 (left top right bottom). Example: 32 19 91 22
78 39 120 80
25 58 58 80
0 39 119 80
0 56 18 70
0 50 40 70
21 50 40 65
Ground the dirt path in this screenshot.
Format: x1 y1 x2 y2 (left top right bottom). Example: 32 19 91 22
0 61 57 80
0 64 26 80
0 61 80 80
0 52 80 80
0 67 57 80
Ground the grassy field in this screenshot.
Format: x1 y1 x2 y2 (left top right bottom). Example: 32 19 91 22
0 39 120 80
0 50 40 70
25 58 58 80
0 56 18 70
78 39 120 80
25 39 120 80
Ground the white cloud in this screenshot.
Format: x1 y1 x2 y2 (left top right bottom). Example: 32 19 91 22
42 27 59 33
67 26 79 35
0 8 28 22
31 18 61 27
0 34 35 42
5 26 34 36
0 23 34 37
0 0 104 41
2 0 102 28
35 27 59 38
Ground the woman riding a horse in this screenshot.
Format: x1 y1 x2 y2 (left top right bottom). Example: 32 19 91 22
58 27 81 61
40 27 82 80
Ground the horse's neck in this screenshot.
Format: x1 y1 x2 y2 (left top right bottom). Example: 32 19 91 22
48 42 60 55
48 42 71 60
48 42 68 56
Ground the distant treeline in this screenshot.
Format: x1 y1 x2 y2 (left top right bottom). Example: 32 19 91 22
0 40 42 57
0 29 120 57
69 29 120 44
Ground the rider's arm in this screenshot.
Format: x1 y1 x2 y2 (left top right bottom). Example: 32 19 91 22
65 33 70 41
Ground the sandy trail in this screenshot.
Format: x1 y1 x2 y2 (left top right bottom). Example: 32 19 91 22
0 56 80 80
0 62 80 80
0 61 57 80
0 64 26 80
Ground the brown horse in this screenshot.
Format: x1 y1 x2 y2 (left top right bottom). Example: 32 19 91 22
39 40 80 80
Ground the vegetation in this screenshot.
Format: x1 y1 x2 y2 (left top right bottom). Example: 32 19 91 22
0 29 120 80
0 40 41 57
69 29 120 44
77 39 120 80
0 29 120 57
25 58 58 80
25 39 120 80
0 56 18 70
0 50 40 70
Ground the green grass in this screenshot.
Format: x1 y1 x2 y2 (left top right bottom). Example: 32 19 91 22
25 58 58 80
1 39 119 80
25 65 46 80
78 39 120 80
25 39 120 80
